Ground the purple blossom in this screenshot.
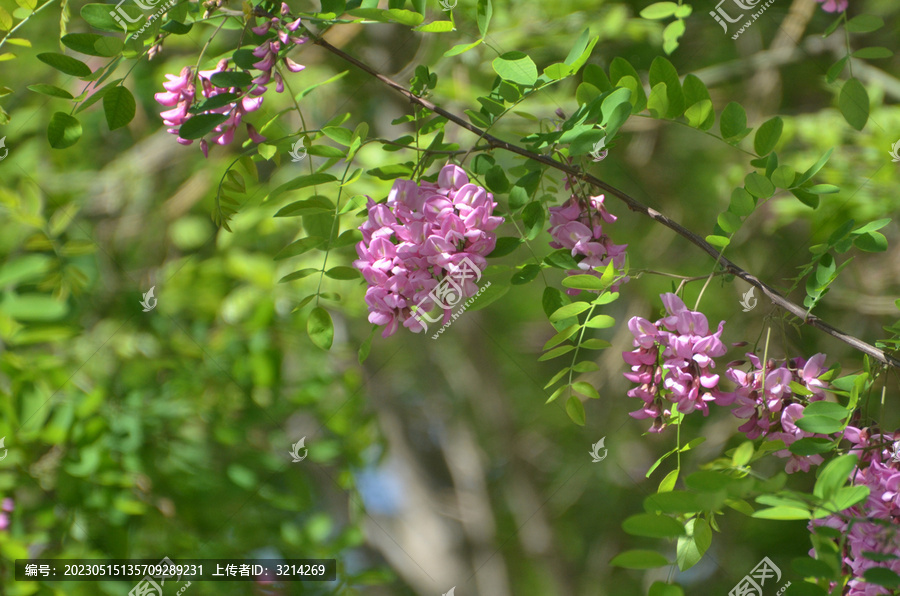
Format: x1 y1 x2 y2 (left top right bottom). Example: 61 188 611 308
354 165 503 338
547 194 628 295
722 353 832 473
815 0 848 12
809 428 900 595
154 11 307 155
622 293 727 431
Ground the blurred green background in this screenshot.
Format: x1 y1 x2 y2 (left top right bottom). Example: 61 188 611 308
0 0 898 593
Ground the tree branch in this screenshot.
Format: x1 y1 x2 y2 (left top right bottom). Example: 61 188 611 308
310 34 900 370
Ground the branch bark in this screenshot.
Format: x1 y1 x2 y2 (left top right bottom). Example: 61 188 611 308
310 34 900 370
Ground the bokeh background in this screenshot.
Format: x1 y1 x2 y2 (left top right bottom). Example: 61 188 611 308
0 0 899 593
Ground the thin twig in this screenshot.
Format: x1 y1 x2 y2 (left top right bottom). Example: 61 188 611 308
309 34 900 370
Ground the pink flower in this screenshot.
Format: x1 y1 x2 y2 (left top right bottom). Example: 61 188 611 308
354 165 503 338
815 0 848 12
622 294 727 431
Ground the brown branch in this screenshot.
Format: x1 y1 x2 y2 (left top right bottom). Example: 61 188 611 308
310 34 900 370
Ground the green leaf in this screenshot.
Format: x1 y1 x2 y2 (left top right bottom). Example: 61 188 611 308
754 116 783 156
487 237 521 258
522 201 545 240
27 84 74 99
81 3 143 32
623 513 686 538
862 568 900 589
413 20 454 32
443 39 482 57
544 249 579 270
571 381 599 399
796 148 834 186
640 2 678 19
102 86 135 130
732 441 754 467
562 28 598 71
845 14 884 33
729 187 756 216
720 102 751 142
853 231 888 252
1 293 69 321
511 264 541 285
851 47 893 60
685 470 734 492
210 71 253 88
647 82 669 119
279 268 320 283
539 345 576 361
826 56 849 84
562 274 605 291
579 338 611 350
549 302 591 321
717 212 741 234
828 485 869 513
565 395 585 426
648 56 684 118
178 113 228 140
752 506 811 520
789 438 837 456
307 307 334 350
609 58 646 112
661 19 685 55
610 550 670 569
706 235 730 248
324 266 360 280
745 172 775 198
61 33 106 56
584 314 615 328
814 454 857 500
476 0 491 38
796 416 845 435
658 469 678 493
543 324 579 351
838 78 869 131
492 51 538 86
322 126 354 146
47 112 83 149
161 20 193 35
644 491 702 514
803 401 849 420
676 518 711 571
771 165 796 189
37 52 92 77
685 100 712 129
485 165 509 193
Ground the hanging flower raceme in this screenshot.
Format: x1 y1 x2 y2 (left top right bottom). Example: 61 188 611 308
548 194 628 295
809 427 900 596
623 293 728 432
353 165 503 338
722 353 832 473
153 3 306 156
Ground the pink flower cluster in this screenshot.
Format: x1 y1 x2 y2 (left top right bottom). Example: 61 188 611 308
623 293 728 431
0 498 13 530
809 427 900 596
154 3 305 156
722 353 831 473
815 0 848 13
548 195 628 295
353 165 503 338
